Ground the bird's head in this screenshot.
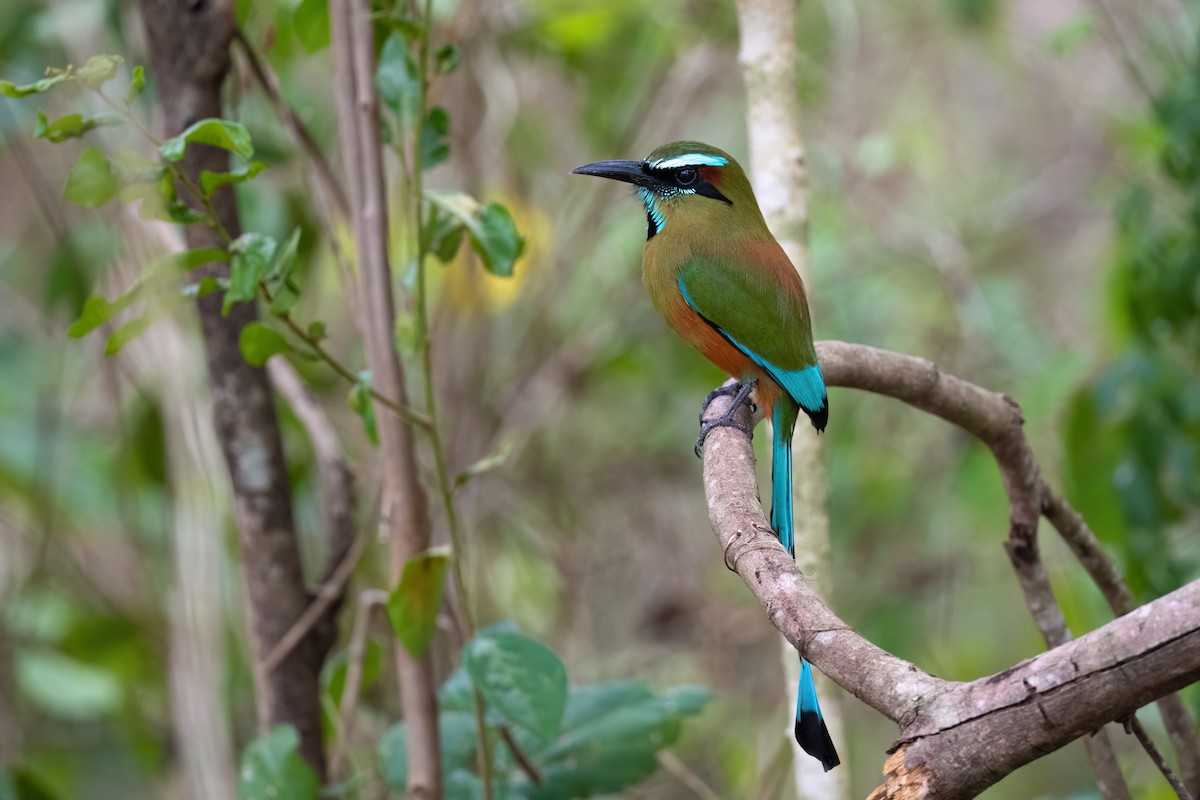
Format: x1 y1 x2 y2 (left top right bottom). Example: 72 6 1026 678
572 141 761 240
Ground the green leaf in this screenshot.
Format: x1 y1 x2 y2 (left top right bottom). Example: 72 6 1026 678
378 712 478 791
472 203 524 277
14 650 122 720
421 106 451 168
64 147 118 207
187 276 224 300
525 682 711 800
379 14 424 41
306 321 327 342
125 65 145 102
238 726 318 800
394 312 420 357
423 206 465 263
0 72 69 98
119 170 174 223
224 233 277 314
105 315 155 355
293 0 331 52
174 248 227 271
387 546 450 657
68 295 117 338
239 323 289 367
34 111 119 143
199 160 268 196
349 371 378 445
427 191 524 277
75 54 123 89
166 199 207 224
321 640 383 705
267 228 303 315
270 228 302 282
435 44 462 75
443 770 521 800
0 767 59 800
463 631 567 741
67 249 213 339
160 118 254 163
376 32 420 127
455 442 512 487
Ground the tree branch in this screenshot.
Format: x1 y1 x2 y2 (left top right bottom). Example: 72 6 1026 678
266 357 357 586
814 343 1130 794
701 341 1200 798
1043 488 1200 794
231 28 350 218
816 340 1199 792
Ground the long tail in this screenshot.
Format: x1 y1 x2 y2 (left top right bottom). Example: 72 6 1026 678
797 659 840 771
770 401 799 558
772 400 840 772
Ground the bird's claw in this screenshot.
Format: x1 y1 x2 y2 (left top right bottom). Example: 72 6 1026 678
695 380 757 458
699 383 757 422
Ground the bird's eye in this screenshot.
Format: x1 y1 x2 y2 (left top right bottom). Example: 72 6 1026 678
675 168 698 186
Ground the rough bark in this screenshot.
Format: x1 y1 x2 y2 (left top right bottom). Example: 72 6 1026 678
701 341 1200 799
139 0 331 778
1044 489 1200 795
327 1 442 796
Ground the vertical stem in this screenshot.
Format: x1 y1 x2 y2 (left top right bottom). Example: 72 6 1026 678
409 3 495 794
329 0 443 796
733 1 845 797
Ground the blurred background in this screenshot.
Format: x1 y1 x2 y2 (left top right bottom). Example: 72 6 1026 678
1 0 1198 797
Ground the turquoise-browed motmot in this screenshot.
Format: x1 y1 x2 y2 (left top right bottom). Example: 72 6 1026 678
573 141 839 771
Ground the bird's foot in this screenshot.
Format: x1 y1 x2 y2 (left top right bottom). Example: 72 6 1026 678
695 380 757 458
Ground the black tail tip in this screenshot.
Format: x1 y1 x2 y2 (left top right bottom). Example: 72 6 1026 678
804 401 828 433
795 712 841 772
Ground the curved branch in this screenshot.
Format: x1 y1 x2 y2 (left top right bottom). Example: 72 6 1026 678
701 341 1200 798
817 340 1198 792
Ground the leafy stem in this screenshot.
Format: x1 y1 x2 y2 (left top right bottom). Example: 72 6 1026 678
407 0 496 794
91 80 430 428
271 302 432 429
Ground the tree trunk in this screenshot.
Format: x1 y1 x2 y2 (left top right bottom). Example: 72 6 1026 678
139 0 332 778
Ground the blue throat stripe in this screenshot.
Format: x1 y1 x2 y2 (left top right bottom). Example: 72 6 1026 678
650 153 728 169
638 187 667 234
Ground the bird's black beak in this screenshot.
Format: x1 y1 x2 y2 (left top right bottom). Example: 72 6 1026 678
570 159 649 185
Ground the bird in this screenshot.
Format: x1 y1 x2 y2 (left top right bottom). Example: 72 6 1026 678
572 141 839 772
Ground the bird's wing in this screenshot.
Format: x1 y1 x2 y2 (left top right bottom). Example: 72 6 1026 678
677 255 826 415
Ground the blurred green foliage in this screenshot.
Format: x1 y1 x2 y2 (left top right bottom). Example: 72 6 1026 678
1065 40 1200 601
1 0 1198 799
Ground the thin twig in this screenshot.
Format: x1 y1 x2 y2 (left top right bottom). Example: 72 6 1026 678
274 310 431 429
261 526 370 674
1126 716 1195 800
329 587 389 780
232 28 351 217
499 727 542 786
267 356 358 579
656 751 721 800
1085 0 1158 101
231 27 362 315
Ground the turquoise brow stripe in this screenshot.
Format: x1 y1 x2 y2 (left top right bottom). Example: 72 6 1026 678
650 154 728 169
